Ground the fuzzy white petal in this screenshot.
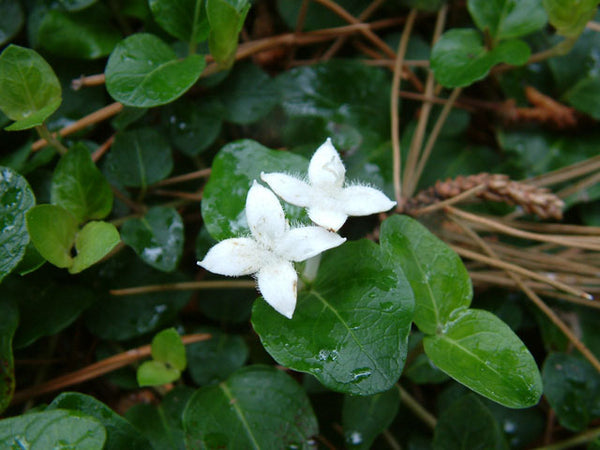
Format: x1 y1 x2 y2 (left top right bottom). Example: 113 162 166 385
260 172 313 207
198 238 265 276
308 138 345 189
276 227 346 261
340 185 397 215
257 261 298 319
307 207 348 231
245 182 287 247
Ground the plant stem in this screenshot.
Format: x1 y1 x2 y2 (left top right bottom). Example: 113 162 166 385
109 280 256 296
35 123 68 154
532 426 600 450
396 384 437 430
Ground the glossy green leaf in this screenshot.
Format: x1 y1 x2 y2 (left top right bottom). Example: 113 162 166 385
51 143 113 223
26 204 78 269
183 365 318 448
138 360 182 386
0 409 106 449
105 33 205 107
542 353 600 431
48 392 151 450
342 388 400 449
70 220 120 274
187 327 249 386
152 328 187 370
431 29 531 88
543 0 598 38
433 394 508 450
0 0 24 46
380 215 472 335
106 127 173 188
0 45 61 130
201 139 309 240
206 0 250 69
252 240 414 396
467 0 547 41
0 299 17 413
484 399 546 448
563 76 600 120
121 206 184 272
149 0 209 43
0 167 35 282
424 309 543 408
37 5 121 59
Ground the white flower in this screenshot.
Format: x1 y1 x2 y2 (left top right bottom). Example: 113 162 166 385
261 138 396 231
197 182 345 319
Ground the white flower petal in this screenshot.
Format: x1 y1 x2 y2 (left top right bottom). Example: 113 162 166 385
260 172 312 207
308 138 345 189
198 238 265 276
276 226 346 261
307 206 348 231
340 185 396 215
257 261 298 319
245 182 287 247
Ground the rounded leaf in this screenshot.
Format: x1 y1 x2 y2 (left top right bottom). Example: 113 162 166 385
468 0 547 41
138 360 182 386
151 328 186 370
0 0 24 46
70 221 120 274
149 0 209 43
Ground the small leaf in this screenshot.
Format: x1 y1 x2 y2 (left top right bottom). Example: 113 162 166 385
0 409 106 449
121 206 184 272
152 328 187 371
563 76 600 120
380 215 472 335
138 360 182 386
51 143 113 223
149 0 209 43
70 221 120 274
0 167 35 282
0 0 24 46
542 0 598 38
431 29 531 88
467 0 547 41
183 365 318 448
105 33 205 107
206 0 251 69
0 299 17 413
0 45 61 130
252 240 414 396
424 309 543 408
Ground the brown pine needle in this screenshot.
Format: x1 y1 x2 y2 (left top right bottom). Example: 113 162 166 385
109 280 256 296
151 168 212 187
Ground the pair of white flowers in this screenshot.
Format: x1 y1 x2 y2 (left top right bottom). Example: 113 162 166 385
198 139 396 319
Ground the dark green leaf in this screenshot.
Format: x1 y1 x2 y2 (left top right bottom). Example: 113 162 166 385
70 221 120 274
563 76 600 120
424 309 543 408
431 29 531 88
106 127 173 188
380 215 472 335
542 352 600 431
183 365 318 449
0 167 35 282
201 139 308 240
206 0 250 69
252 240 414 396
543 0 598 38
152 328 186 370
48 392 151 450
0 409 106 449
467 0 547 41
342 388 400 449
405 353 450 384
149 0 209 43
121 206 184 272
58 0 98 10
0 0 24 46
0 298 17 413
276 0 365 31
138 360 182 386
484 400 545 448
0 45 61 130
51 143 113 223
105 33 205 107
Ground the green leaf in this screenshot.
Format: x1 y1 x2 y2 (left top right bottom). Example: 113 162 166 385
152 328 187 370
276 0 365 31
70 220 120 274
37 5 121 59
206 0 251 69
543 0 598 38
433 394 509 450
106 127 173 188
542 353 600 431
424 309 543 408
405 353 450 384
342 388 400 449
183 365 318 448
26 204 78 269
380 215 472 335
563 76 600 120
0 167 35 282
0 409 106 449
252 240 414 396
58 0 98 11
138 360 182 386
0 45 61 130
431 29 531 88
187 327 249 386
0 0 24 46
201 139 309 240
48 392 152 450
105 33 205 107
467 0 547 41
0 299 17 413
121 206 184 272
149 0 209 43
51 143 113 223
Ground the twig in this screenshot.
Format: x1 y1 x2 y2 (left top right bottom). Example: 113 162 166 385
71 73 106 90
412 184 487 215
151 168 212 187
91 135 115 163
152 189 204 201
532 426 600 450
396 384 437 430
587 21 600 32
109 280 256 296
